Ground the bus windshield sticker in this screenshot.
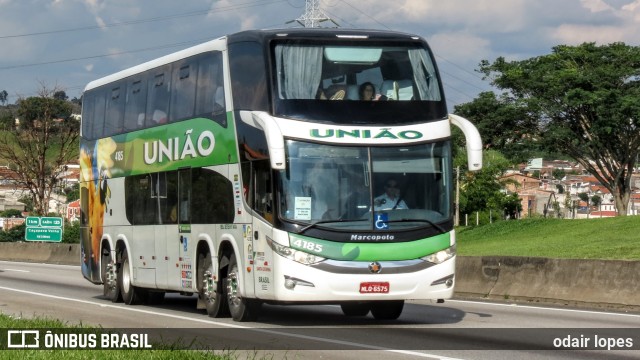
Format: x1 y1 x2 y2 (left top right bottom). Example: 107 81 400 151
294 197 312 221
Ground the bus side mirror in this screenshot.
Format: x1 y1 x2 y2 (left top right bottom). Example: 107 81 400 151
249 111 286 170
449 114 482 171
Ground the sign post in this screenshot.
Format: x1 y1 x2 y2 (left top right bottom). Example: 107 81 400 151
25 216 63 242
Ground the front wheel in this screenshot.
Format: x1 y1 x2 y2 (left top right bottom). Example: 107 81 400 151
370 300 404 320
226 253 261 322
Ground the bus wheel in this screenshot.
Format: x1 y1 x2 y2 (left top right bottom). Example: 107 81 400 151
225 253 261 322
198 252 228 317
119 251 144 305
370 300 404 320
102 248 121 302
341 302 371 316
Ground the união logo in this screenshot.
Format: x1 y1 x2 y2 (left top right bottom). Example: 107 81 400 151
144 129 215 164
310 128 423 140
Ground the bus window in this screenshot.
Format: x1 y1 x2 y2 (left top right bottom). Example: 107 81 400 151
191 168 234 224
91 90 106 140
196 52 226 125
178 169 191 224
146 66 171 127
170 60 198 122
228 41 268 111
124 78 147 132
81 92 95 139
252 160 273 224
105 85 125 136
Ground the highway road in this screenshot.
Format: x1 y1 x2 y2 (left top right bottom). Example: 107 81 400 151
1 260 639 359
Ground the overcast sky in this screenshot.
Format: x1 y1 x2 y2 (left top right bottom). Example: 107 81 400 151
1 0 639 110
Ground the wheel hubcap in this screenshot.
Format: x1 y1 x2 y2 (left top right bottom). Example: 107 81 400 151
203 270 216 302
226 268 241 306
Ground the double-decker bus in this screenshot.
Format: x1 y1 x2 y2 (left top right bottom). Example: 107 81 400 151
80 28 482 321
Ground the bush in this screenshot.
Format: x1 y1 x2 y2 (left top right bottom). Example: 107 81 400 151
62 220 80 243
0 223 25 242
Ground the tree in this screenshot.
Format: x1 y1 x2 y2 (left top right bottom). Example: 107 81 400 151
1 85 79 215
453 91 540 163
480 42 640 216
456 148 520 219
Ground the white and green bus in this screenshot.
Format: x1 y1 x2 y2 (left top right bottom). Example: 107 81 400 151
80 28 482 321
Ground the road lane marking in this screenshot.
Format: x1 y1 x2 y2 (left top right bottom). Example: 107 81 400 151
448 299 640 319
0 269 30 273
0 285 465 359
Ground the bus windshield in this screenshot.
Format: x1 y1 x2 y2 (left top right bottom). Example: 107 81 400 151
278 140 452 233
272 41 447 124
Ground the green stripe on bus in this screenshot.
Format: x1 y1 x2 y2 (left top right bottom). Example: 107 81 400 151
289 232 450 261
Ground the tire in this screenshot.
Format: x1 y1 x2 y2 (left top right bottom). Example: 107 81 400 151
119 251 145 305
226 253 261 322
370 300 404 320
197 252 228 317
341 302 371 317
102 248 121 303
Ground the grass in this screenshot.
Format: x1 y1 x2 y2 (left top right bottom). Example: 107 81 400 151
0 313 250 359
456 216 640 260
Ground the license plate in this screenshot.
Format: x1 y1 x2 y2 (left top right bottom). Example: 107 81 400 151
359 282 389 294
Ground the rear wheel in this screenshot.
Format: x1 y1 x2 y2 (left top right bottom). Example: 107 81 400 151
197 252 228 317
226 253 261 322
119 251 145 305
340 302 371 317
370 300 404 320
102 247 121 302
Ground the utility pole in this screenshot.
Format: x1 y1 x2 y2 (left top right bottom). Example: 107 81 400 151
291 0 338 28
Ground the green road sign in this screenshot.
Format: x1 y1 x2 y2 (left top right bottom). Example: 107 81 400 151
25 216 63 242
40 217 63 227
25 227 63 242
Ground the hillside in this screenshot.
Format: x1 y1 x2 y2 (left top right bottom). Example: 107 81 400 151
456 216 640 260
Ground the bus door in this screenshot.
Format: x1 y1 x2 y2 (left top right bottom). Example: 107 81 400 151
174 168 193 291
251 160 275 298
158 169 192 291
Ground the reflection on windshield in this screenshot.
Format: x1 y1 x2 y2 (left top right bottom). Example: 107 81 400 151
278 140 452 232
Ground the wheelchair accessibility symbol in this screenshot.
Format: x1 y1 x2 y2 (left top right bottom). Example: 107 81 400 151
375 213 389 230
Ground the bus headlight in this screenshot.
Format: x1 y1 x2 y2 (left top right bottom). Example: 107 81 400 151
267 237 326 265
422 244 456 264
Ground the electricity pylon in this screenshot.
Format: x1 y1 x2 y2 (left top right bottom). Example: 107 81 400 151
289 0 338 28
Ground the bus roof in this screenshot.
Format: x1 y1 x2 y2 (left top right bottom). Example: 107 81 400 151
83 28 425 93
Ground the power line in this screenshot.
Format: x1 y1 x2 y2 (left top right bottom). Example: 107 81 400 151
0 38 214 71
0 0 285 40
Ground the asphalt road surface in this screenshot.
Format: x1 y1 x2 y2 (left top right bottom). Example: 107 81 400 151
1 260 639 359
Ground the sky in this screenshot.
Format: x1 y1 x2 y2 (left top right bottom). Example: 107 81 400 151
0 0 639 110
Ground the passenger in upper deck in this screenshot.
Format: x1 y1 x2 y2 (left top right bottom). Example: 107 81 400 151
317 85 346 100
359 82 386 101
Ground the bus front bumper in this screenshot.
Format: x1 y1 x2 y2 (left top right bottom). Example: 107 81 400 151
266 255 456 302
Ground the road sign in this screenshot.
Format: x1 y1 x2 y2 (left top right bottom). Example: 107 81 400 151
25 216 63 242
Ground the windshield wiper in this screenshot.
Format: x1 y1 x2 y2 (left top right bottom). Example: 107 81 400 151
386 218 447 234
297 218 368 235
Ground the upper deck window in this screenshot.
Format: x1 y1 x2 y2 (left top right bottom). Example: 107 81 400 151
274 43 441 101
271 40 446 124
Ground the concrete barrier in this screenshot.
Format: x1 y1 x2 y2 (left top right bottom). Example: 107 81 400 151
0 243 638 310
0 242 80 266
455 256 640 310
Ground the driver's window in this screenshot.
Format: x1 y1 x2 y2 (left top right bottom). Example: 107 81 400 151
252 160 273 224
